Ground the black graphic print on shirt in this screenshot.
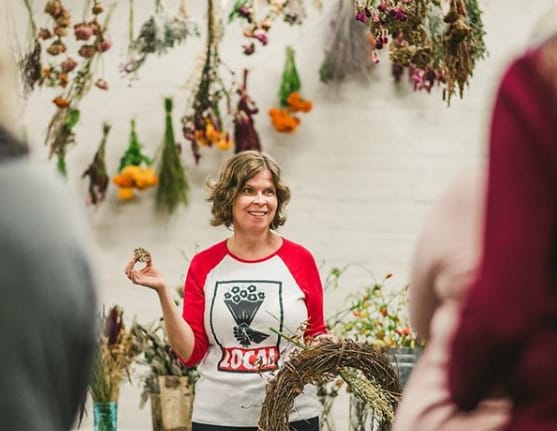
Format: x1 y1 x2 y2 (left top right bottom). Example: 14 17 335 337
224 284 270 346
210 280 283 373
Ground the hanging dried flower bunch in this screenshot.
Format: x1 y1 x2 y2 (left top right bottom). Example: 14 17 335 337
39 0 114 174
228 0 309 55
354 0 487 104
89 306 143 403
181 0 234 164
122 0 199 77
82 122 110 206
234 69 261 153
268 46 312 133
157 97 190 214
112 119 158 201
319 0 374 84
19 0 43 94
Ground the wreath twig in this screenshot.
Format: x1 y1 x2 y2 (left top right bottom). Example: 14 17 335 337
258 339 401 431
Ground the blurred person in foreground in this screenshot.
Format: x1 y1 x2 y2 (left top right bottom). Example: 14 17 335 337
126 150 329 430
0 4 98 430
448 19 557 431
391 169 511 431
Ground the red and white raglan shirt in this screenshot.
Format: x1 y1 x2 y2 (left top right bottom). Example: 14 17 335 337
181 237 327 427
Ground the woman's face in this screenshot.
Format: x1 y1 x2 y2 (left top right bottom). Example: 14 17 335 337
232 169 278 234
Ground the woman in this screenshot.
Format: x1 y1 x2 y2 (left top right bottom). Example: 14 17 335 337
126 150 327 430
390 170 511 431
448 29 557 431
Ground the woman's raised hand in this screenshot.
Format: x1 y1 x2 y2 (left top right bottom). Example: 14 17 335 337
125 258 167 292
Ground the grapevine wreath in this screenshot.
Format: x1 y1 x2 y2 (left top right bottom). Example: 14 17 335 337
258 338 402 431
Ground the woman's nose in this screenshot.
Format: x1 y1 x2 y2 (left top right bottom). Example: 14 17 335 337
253 193 266 204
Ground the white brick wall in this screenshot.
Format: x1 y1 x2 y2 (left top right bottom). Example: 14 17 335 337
10 0 557 428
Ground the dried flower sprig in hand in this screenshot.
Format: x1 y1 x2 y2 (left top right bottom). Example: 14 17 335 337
122 0 199 77
132 246 152 264
182 0 234 163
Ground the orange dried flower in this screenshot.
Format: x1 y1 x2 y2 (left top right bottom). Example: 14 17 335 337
117 187 135 200
52 96 70 108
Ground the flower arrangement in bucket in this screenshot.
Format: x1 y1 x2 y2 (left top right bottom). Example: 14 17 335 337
133 318 199 431
327 265 424 368
88 305 142 431
323 265 425 430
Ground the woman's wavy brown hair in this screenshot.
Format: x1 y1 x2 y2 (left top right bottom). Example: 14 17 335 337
207 151 291 229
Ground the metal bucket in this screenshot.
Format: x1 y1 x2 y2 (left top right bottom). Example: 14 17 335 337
387 347 423 388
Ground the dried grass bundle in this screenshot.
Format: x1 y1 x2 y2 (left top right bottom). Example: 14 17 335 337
258 339 401 431
89 306 142 402
319 0 374 84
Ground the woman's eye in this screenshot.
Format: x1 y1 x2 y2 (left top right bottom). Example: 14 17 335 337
264 189 275 196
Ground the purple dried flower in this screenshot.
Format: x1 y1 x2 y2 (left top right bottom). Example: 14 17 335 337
355 11 368 23
238 5 251 18
390 7 408 21
234 69 261 154
243 42 255 55
253 29 268 45
104 306 124 346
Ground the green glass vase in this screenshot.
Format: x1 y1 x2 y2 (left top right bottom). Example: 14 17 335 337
93 401 118 431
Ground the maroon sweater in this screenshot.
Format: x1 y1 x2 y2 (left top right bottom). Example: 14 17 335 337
448 45 557 430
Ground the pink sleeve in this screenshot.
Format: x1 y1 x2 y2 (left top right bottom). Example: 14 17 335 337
449 50 557 409
181 258 209 367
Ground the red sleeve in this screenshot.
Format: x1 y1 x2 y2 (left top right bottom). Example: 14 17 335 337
180 242 227 367
280 239 327 338
448 49 557 409
181 258 209 367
